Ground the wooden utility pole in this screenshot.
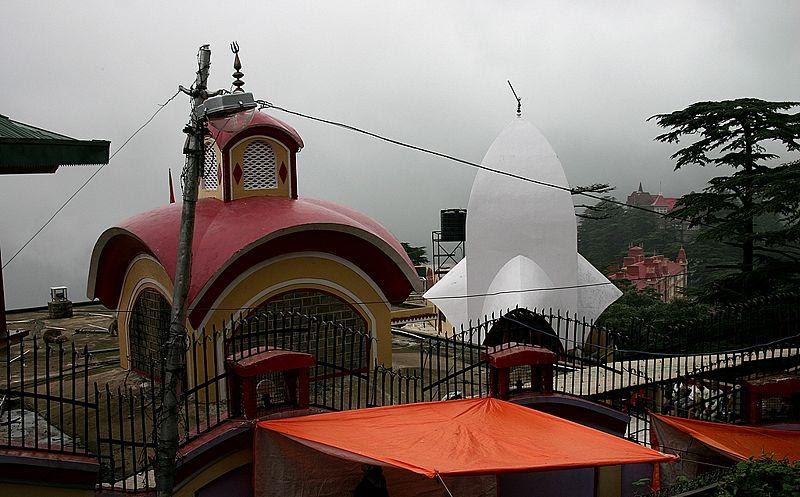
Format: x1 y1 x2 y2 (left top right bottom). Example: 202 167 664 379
156 44 211 497
0 246 6 341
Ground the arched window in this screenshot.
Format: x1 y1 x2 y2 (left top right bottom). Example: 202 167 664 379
202 142 219 190
260 290 367 333
235 290 369 373
242 140 278 190
128 288 171 374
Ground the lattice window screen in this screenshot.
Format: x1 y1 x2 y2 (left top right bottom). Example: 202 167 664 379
255 290 368 371
129 288 171 374
242 140 278 190
203 143 219 190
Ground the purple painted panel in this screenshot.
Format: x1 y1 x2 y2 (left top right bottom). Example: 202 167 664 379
622 463 654 497
195 463 252 497
498 468 594 497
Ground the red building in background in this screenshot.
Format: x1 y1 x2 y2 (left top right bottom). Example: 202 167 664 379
626 182 679 214
609 245 688 301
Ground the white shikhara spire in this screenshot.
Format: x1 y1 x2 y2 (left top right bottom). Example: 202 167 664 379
424 118 621 344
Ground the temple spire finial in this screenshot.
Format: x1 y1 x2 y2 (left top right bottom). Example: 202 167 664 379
638 181 643 192
507 80 522 118
231 41 245 93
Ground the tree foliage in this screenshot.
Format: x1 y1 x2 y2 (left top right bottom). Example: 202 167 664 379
651 99 800 301
714 458 800 497
576 198 778 303
646 459 800 497
577 197 684 272
571 183 614 220
401 242 428 265
596 287 710 350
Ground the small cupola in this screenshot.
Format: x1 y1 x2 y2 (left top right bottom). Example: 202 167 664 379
199 45 303 202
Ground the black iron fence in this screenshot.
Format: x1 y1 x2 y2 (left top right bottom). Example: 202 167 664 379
394 292 800 443
370 364 421 406
1 293 799 490
0 309 375 491
94 382 156 490
601 292 800 358
228 311 373 411
2 339 96 455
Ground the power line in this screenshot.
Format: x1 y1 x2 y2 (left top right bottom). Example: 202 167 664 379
257 100 800 275
256 99 690 223
0 97 748 318
61 296 799 366
2 90 183 270
500 313 800 358
86 280 613 314
421 263 700 302
70 270 691 315
64 262 724 319
0 94 717 281
264 99 800 260
2 265 711 317
258 98 799 264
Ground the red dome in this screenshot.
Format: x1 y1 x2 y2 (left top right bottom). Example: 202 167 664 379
88 197 419 327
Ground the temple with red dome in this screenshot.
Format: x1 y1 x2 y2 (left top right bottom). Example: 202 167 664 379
87 80 420 379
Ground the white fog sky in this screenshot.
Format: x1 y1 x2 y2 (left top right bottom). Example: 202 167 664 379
1 1 798 308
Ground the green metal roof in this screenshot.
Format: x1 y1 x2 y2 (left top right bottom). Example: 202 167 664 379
0 114 110 174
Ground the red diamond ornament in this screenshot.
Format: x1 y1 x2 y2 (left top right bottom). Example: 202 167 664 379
279 162 288 183
233 163 243 184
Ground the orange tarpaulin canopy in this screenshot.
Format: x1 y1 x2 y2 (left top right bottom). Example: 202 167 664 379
651 413 800 462
258 397 675 478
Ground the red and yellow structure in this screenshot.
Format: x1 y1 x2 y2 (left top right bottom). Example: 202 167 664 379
87 106 420 383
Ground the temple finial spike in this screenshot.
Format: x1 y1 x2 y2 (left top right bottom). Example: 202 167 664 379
231 41 245 93
507 80 522 118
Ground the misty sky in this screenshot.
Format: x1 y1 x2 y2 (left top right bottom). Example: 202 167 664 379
1 1 799 309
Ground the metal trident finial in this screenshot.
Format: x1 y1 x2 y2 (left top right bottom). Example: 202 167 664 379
507 80 522 118
231 41 245 92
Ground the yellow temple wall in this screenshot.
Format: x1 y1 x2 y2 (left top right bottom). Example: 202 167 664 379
198 253 393 366
116 252 394 387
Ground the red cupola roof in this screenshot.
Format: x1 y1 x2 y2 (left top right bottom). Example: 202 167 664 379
208 109 304 152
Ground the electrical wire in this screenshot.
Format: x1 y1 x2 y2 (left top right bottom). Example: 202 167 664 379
3 95 790 352
500 312 800 358
255 99 699 224
255 99 800 260
60 264 700 315
57 299 799 361
65 277 666 313
1 89 183 270
0 92 722 285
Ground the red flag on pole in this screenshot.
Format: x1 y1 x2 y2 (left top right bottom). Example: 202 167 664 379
168 168 176 204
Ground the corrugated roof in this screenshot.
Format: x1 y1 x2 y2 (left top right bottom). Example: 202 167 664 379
0 114 109 174
0 114 73 140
